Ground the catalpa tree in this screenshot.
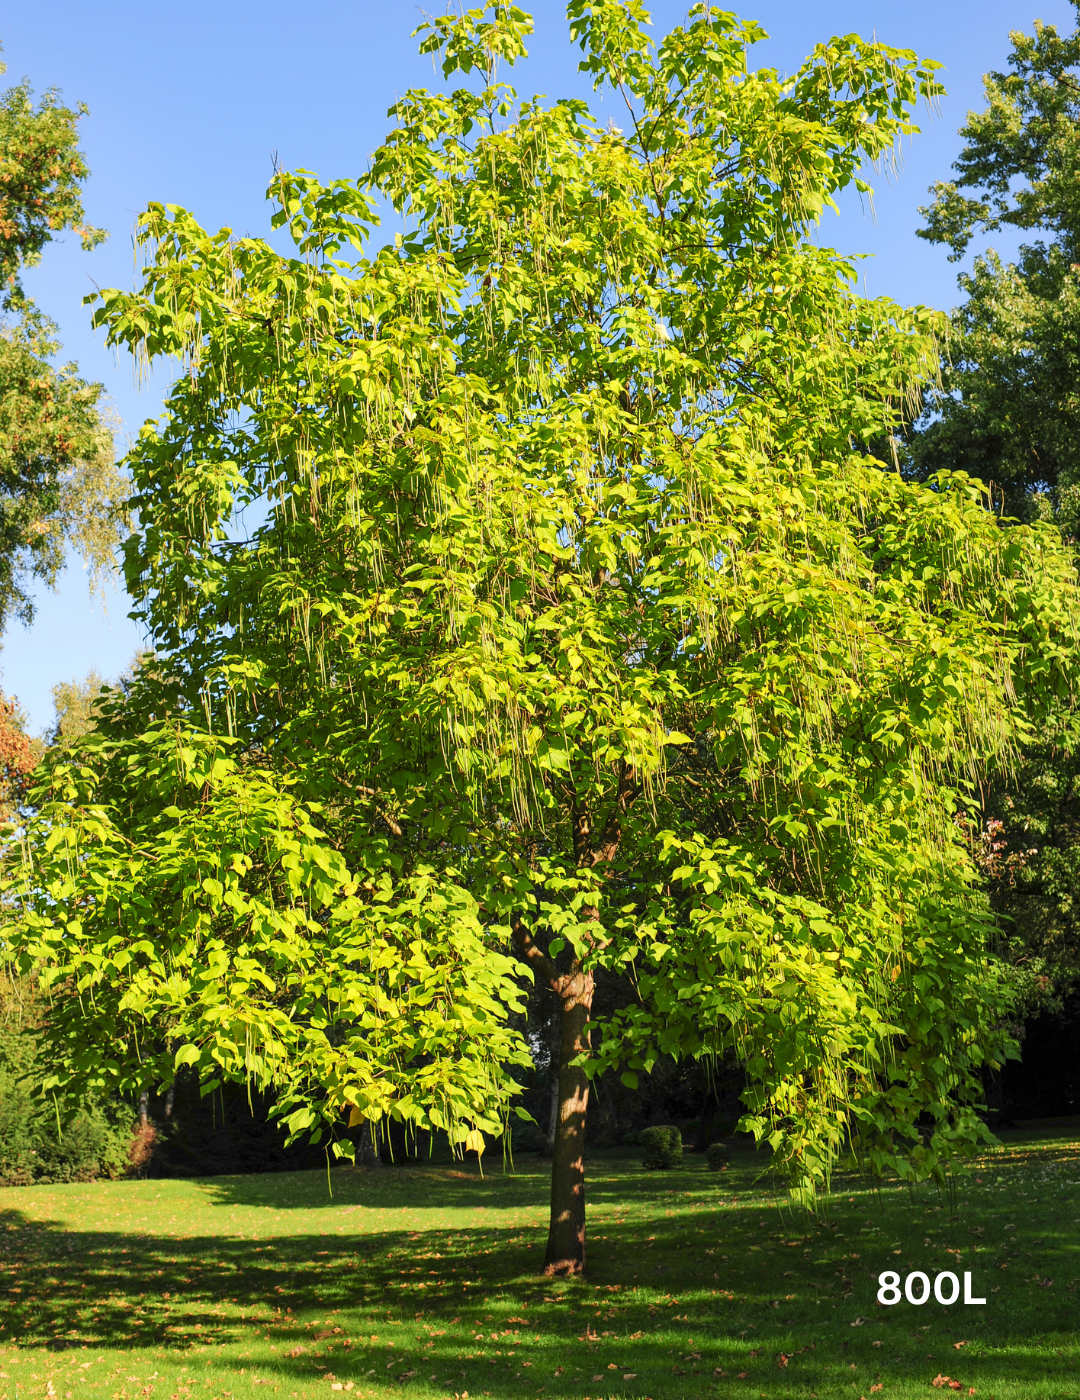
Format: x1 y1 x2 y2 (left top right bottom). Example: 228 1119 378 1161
7 2 1078 1275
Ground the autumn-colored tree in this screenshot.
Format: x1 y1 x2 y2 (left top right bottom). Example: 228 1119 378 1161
0 691 37 820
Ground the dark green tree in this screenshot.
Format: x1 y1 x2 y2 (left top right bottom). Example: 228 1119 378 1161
915 4 1080 1010
914 1 1080 517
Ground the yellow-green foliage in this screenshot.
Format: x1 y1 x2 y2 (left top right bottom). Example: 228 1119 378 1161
6 4 1080 1197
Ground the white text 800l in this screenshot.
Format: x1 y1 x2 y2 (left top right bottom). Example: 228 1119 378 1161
877 1271 986 1306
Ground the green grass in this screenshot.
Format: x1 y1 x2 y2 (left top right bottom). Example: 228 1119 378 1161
1 1129 1078 1400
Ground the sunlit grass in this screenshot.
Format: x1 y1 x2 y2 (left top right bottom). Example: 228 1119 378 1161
2 1129 1078 1400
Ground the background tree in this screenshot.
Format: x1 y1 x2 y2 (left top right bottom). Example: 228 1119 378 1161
0 688 37 820
913 0 1080 518
0 47 126 631
7 1 1079 1278
915 3 1080 1014
48 666 104 746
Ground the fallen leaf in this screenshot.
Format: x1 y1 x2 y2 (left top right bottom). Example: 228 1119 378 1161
778 1355 789 1369
870 1388 883 1395
622 1375 637 1381
872 1341 883 1349
591 1376 603 1383
953 1342 968 1351
737 1373 748 1380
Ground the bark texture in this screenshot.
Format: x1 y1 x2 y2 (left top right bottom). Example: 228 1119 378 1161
543 965 595 1275
543 1007 561 1157
512 774 635 1275
693 1087 719 1154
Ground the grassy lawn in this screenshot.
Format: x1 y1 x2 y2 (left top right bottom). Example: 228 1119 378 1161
2 1129 1078 1400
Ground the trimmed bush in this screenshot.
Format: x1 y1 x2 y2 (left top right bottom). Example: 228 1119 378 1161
641 1124 683 1170
706 1140 729 1171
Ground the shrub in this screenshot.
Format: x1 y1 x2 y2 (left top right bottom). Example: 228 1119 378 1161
0 977 134 1186
706 1140 729 1171
641 1124 683 1170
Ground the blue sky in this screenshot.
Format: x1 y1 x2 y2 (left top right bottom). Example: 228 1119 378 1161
4 0 1076 732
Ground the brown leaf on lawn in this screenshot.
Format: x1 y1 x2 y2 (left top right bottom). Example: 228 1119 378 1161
737 1373 748 1380
622 1375 637 1381
870 1387 883 1394
591 1376 603 1382
777 1355 789 1369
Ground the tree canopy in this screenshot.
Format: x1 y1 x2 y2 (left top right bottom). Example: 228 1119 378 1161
914 2 1080 1010
913 1 1080 516
0 48 124 629
7 2 1080 1274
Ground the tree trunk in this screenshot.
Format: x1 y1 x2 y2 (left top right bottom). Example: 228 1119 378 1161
356 1122 383 1168
599 1070 619 1135
543 964 595 1276
543 1008 560 1157
138 1089 149 1127
511 781 633 1278
693 1088 718 1154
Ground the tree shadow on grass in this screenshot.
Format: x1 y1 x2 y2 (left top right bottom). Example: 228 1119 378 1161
2 1139 1079 1399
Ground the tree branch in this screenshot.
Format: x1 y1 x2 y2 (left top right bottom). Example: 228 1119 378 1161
512 919 559 986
